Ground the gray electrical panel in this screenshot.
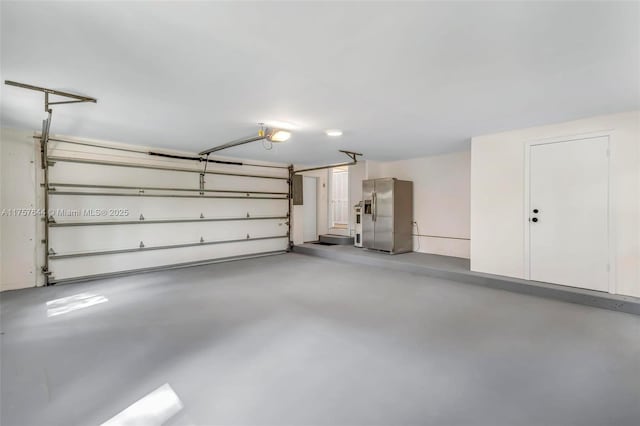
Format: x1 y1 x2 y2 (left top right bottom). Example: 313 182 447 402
291 174 303 205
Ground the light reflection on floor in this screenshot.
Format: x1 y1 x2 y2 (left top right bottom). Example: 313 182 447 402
46 292 109 317
101 383 183 426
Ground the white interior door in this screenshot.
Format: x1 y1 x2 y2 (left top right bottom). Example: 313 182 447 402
303 176 318 242
529 136 609 292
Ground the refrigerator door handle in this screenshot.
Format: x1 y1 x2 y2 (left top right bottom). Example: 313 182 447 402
372 192 376 222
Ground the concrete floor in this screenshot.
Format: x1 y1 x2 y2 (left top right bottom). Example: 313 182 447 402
295 244 640 314
1 254 639 426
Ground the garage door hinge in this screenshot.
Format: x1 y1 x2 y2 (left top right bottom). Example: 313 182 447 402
48 248 56 255
199 173 205 195
139 214 145 221
139 241 145 248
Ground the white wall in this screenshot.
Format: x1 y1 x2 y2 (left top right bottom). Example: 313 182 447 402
293 154 471 258
348 161 366 238
0 128 39 291
471 111 640 297
366 152 471 258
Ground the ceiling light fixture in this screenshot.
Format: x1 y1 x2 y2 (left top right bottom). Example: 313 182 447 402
326 129 343 137
265 128 291 142
199 125 291 155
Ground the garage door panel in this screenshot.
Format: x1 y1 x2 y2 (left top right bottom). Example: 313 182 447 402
49 220 287 253
49 238 288 281
48 162 288 193
49 196 288 222
204 174 288 193
49 162 197 187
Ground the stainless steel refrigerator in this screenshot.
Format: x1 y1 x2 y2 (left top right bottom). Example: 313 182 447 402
362 178 413 254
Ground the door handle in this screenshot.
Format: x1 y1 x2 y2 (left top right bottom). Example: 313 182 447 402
372 192 376 222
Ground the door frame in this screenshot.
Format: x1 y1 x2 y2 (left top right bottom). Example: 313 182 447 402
523 130 616 293
327 167 350 236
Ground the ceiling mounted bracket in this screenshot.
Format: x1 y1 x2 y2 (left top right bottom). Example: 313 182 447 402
4 80 97 164
293 150 363 174
339 150 362 163
4 80 97 113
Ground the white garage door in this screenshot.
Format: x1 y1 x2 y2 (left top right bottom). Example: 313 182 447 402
44 137 291 284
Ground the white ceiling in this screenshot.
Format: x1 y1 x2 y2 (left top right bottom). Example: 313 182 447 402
1 1 639 165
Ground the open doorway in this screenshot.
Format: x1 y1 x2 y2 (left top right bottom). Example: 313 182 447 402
329 166 349 235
